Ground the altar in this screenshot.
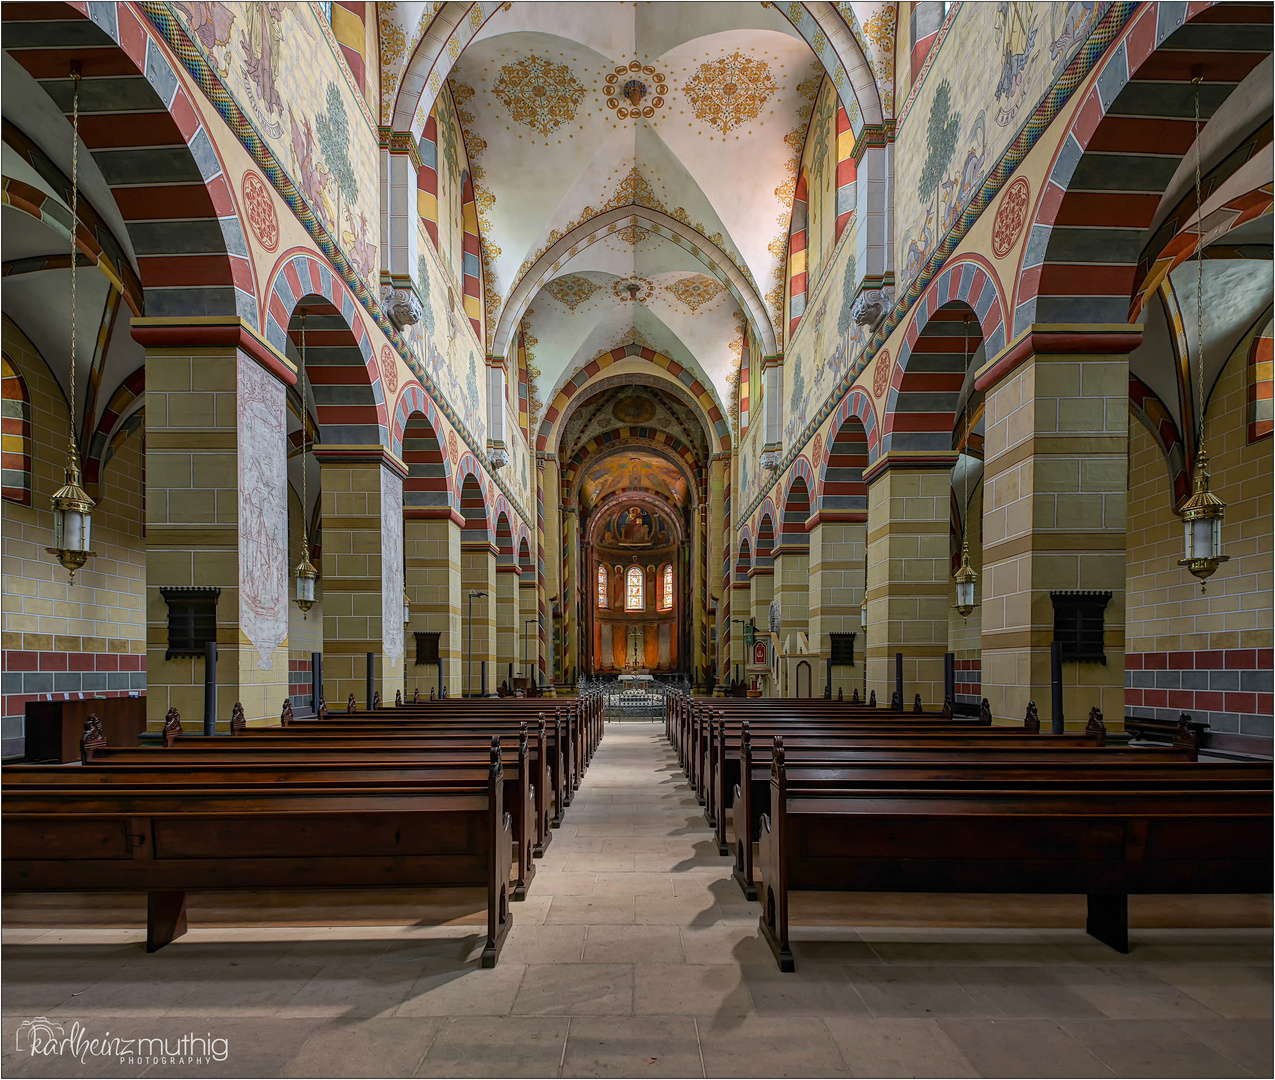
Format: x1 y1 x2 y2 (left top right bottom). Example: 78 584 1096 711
618 673 653 685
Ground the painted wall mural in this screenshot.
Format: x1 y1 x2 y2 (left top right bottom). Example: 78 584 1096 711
894 1 1111 293
167 1 380 285
237 354 289 668
596 506 676 551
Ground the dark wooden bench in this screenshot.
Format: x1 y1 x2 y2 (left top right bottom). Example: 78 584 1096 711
30 737 540 900
3 741 516 963
755 742 1273 970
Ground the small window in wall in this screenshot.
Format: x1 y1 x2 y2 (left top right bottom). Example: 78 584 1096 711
160 587 220 660
626 565 644 611
660 564 673 611
414 631 440 666
597 564 609 609
1051 591 1111 664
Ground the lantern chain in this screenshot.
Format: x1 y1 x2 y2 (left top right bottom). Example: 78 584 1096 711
1193 75 1205 448
69 70 80 464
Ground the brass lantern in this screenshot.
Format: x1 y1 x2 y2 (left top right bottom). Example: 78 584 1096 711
294 539 318 618
1178 445 1228 587
293 312 318 617
954 539 978 618
47 66 95 583
48 455 95 582
1176 76 1228 593
403 587 412 625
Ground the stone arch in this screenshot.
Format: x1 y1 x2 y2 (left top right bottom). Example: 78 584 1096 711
267 253 387 447
754 505 776 570
881 260 1005 457
398 389 456 517
537 350 728 453
564 436 702 510
779 462 813 552
1129 374 1190 506
1013 2 1272 334
585 489 686 548
788 170 809 340
2 3 256 323
518 535 533 572
495 207 777 359
735 532 753 588
495 511 515 567
457 459 490 547
818 390 876 518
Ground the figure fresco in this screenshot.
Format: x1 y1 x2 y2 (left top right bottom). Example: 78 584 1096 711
241 2 284 119
598 507 673 550
992 2 1041 128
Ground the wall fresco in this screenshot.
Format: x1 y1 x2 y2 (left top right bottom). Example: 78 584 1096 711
168 1 380 284
894 2 1110 294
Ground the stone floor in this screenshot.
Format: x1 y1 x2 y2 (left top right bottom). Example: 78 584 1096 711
3 722 1271 1078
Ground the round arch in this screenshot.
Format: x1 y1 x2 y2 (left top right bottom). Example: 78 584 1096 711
565 437 702 511
817 392 874 520
393 384 457 514
537 351 728 454
584 489 687 549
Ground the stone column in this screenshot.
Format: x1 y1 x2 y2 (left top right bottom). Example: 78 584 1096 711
496 551 520 689
404 509 462 697
519 560 538 683
772 543 810 654
314 446 407 709
462 533 498 697
808 518 867 700
978 330 1135 726
690 503 705 682
708 454 728 684
134 319 293 728
561 504 579 688
728 563 750 685
864 455 956 709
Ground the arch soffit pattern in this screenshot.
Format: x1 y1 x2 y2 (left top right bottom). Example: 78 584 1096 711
392 383 459 512
1013 0 1272 334
265 250 388 442
391 3 882 152
882 258 1007 438
3 2 257 324
818 388 878 494
754 498 777 547
538 353 728 455
585 488 686 548
493 206 778 358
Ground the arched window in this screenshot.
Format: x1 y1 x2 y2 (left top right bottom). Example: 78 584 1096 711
597 564 608 608
625 565 644 611
660 564 673 611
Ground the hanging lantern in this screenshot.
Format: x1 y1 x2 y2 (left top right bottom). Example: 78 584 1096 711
1176 75 1227 593
403 587 412 626
952 317 978 620
48 455 95 582
1178 445 1228 588
47 65 95 583
860 603 868 630
292 312 319 617
954 539 978 618
294 540 318 617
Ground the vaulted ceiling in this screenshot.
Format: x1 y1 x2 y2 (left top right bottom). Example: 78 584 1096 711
444 2 830 408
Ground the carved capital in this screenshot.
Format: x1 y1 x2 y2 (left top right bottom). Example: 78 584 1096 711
380 284 423 331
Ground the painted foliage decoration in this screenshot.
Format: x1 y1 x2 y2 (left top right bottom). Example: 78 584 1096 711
682 51 779 135
894 1 1112 292
666 275 725 313
493 54 587 137
544 275 601 311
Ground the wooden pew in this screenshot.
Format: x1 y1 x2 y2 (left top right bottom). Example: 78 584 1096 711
3 741 516 964
728 729 1230 900
167 714 565 846
53 736 539 900
755 741 1273 970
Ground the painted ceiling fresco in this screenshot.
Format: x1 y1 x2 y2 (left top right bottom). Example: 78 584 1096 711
561 385 710 467
593 501 680 550
580 451 690 514
443 3 829 406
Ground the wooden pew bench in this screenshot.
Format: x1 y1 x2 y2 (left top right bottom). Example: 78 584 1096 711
25 739 540 900
755 747 1273 970
3 745 516 964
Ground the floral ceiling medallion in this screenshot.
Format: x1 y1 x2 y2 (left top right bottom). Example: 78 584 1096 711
544 274 600 311
493 54 586 137
683 51 778 134
612 277 655 303
666 275 725 312
605 61 669 121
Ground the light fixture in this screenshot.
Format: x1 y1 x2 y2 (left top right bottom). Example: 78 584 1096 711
953 316 978 618
403 587 411 625
1177 74 1228 591
47 65 96 584
293 312 319 617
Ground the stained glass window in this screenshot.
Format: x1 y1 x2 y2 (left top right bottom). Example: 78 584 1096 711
661 564 673 611
597 564 608 608
626 565 644 611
